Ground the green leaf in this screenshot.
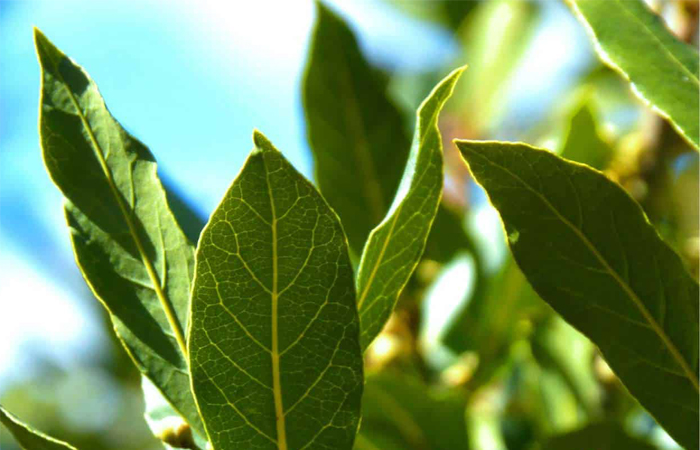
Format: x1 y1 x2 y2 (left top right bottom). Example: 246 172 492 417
34 29 203 436
458 0 540 135
559 101 613 170
456 140 699 449
356 372 469 450
303 1 411 256
142 377 209 450
541 422 656 450
356 67 464 352
188 131 363 450
0 405 77 450
568 0 700 149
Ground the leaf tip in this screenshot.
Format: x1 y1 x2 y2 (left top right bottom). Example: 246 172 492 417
252 129 275 154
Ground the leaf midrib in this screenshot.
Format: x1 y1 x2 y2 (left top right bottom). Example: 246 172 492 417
263 152 288 450
40 41 188 358
464 146 699 392
356 101 443 311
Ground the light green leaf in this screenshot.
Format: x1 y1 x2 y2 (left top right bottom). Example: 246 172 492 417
34 29 203 436
356 372 469 450
0 405 77 450
188 131 363 450
559 100 613 170
458 0 540 135
541 421 656 450
531 316 602 419
303 1 411 256
356 67 464 352
456 140 699 449
568 0 700 149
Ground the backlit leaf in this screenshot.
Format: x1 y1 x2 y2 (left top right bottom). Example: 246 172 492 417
457 140 699 449
34 29 203 436
568 0 700 149
188 131 363 450
356 67 464 352
303 1 410 256
0 405 77 450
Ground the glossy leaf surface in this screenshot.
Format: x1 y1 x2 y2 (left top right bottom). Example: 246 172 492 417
0 406 77 450
457 140 699 449
303 2 410 255
189 132 363 450
356 67 464 351
34 29 203 435
569 0 700 149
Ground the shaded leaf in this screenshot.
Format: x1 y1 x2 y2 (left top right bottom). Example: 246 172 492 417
456 140 699 449
34 29 203 435
568 0 700 148
356 67 464 352
357 372 469 450
541 421 656 450
0 405 77 450
188 131 363 450
303 1 410 256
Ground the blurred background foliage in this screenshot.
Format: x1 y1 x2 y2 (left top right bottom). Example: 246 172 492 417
0 0 697 449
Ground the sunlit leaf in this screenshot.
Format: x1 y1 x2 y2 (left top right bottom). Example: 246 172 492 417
541 421 656 450
457 140 699 449
568 0 700 149
0 405 77 450
188 131 363 450
458 0 540 135
34 29 203 436
356 372 469 450
356 67 464 352
303 1 410 256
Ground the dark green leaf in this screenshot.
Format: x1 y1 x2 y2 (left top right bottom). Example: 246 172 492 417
456 140 699 449
34 29 203 436
356 67 464 352
303 1 411 256
569 0 700 149
356 372 469 450
0 405 77 450
423 205 478 265
541 422 656 450
188 131 363 450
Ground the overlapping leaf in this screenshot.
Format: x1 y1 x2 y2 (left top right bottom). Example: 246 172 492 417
356 68 464 352
303 1 410 256
457 140 699 449
188 132 363 450
34 29 203 436
0 405 77 450
568 0 700 149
